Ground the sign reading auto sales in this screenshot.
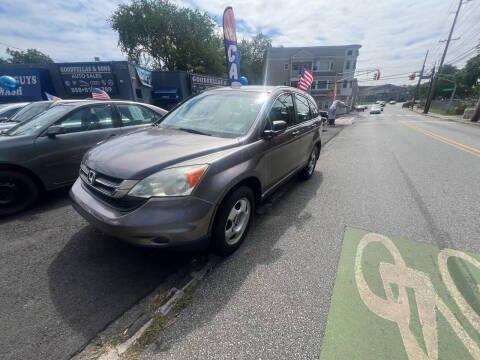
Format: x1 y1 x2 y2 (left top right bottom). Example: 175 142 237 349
58 62 117 95
223 7 241 86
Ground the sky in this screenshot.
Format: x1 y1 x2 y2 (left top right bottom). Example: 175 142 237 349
1 0 479 85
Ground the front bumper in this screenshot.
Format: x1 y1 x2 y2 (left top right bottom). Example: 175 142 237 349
69 178 214 248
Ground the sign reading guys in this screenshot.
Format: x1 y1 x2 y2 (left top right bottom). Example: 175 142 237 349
223 7 242 86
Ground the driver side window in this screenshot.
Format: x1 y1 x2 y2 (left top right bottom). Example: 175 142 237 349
266 94 295 130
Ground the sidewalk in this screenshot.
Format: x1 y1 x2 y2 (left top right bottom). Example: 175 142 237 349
411 108 480 127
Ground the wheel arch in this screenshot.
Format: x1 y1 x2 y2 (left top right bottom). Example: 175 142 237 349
207 175 262 236
0 163 45 192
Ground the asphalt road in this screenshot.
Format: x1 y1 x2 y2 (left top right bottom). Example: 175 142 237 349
0 189 198 360
139 105 480 359
0 121 344 360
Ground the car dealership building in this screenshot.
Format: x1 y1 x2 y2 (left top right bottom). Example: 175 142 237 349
0 61 227 109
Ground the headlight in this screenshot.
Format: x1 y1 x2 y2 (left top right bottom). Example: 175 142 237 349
128 164 208 198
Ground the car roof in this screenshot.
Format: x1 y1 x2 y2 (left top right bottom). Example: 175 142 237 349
0 102 30 109
205 85 317 102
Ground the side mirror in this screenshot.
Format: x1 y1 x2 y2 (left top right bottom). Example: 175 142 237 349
263 120 287 139
46 125 65 138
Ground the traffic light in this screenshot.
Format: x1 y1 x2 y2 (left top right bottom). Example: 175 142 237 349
409 73 416 80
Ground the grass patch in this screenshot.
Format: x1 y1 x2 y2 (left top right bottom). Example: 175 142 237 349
172 287 194 313
122 315 168 360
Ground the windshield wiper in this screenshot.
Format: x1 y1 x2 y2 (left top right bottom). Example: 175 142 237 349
175 127 212 136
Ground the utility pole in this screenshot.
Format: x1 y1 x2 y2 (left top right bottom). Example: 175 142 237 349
424 0 464 113
471 96 480 122
411 50 429 109
424 65 436 111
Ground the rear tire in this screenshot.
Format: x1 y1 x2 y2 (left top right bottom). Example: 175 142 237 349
0 171 39 217
300 146 319 180
212 186 255 256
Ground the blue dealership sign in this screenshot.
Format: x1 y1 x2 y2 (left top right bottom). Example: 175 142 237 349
57 62 118 96
0 67 52 102
223 7 241 86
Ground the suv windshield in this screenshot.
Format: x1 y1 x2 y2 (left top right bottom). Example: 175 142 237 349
160 91 268 138
9 102 52 124
5 105 74 136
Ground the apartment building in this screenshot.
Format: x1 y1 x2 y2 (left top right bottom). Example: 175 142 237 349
264 44 361 110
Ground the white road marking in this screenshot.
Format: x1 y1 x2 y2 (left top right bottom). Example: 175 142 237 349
354 233 480 360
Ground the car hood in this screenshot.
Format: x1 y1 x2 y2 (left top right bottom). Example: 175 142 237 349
84 127 240 179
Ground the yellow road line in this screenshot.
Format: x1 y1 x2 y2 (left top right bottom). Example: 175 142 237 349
402 122 480 157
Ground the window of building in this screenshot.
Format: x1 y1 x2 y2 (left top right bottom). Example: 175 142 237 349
353 60 357 70
315 80 329 90
283 81 289 86
349 80 353 88
347 49 353 56
343 80 348 89
313 60 334 72
135 88 143 99
330 62 334 71
284 63 289 70
345 61 351 70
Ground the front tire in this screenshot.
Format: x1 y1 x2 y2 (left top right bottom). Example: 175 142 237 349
212 186 254 256
0 171 39 217
300 147 319 180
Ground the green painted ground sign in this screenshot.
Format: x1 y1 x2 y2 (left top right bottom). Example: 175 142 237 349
320 227 480 360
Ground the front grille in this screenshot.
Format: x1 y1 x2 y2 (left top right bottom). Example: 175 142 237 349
80 164 144 212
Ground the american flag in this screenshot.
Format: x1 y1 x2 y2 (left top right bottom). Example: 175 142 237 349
45 92 61 101
297 68 314 91
91 88 111 100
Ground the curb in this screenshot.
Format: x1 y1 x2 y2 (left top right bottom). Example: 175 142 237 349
73 255 219 360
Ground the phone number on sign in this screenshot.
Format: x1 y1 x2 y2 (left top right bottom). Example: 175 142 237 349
70 87 113 94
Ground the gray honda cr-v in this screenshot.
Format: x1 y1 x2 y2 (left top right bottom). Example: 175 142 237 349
70 86 322 255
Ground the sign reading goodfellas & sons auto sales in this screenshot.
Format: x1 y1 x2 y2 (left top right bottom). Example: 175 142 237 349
58 62 117 96
222 7 241 86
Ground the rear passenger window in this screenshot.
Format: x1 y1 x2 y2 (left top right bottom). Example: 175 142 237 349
308 99 319 118
117 104 159 126
267 94 295 128
294 94 312 123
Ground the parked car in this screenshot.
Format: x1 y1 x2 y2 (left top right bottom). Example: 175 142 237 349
70 86 322 255
354 105 365 111
379 101 386 107
370 105 382 114
0 100 167 216
0 102 30 122
0 101 55 132
389 100 396 104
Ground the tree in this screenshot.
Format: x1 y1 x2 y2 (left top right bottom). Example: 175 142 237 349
2 48 53 64
238 33 272 84
111 0 225 75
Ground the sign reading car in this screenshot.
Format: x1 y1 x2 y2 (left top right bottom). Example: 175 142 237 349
222 7 241 86
57 62 117 96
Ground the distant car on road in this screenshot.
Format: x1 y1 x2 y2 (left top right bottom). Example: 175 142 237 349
389 100 396 104
70 86 323 255
0 102 30 122
370 105 382 114
379 101 386 107
354 105 365 111
0 100 167 216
